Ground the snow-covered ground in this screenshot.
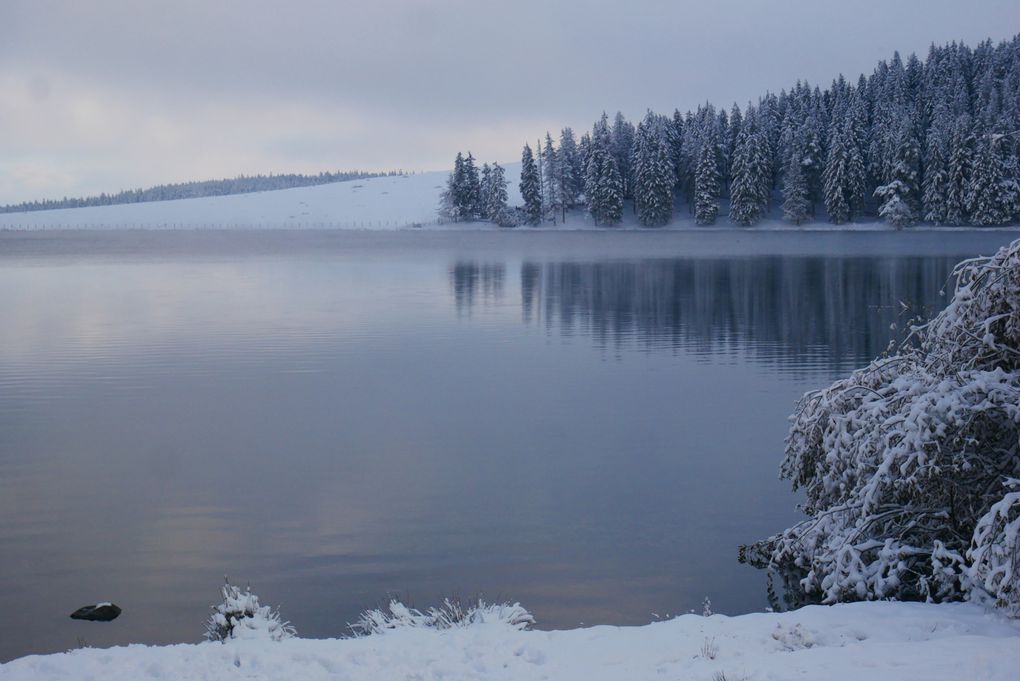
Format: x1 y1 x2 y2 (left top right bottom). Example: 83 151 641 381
2 602 1017 680
4 167 1018 232
0 168 523 230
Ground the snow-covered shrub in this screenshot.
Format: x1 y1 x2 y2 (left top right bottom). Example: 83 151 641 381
742 238 1020 612
968 479 1020 616
205 578 296 642
349 598 534 636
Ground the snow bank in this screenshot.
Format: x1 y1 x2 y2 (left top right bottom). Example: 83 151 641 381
2 602 1017 680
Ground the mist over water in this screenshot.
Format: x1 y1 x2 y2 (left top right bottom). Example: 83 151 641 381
0 229 1015 661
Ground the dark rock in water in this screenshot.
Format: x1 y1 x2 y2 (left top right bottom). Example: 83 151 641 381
70 603 121 622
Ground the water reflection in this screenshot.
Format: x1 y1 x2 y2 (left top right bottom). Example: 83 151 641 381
518 257 955 370
449 262 506 312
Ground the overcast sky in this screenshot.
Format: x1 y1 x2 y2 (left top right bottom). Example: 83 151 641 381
1 0 1018 204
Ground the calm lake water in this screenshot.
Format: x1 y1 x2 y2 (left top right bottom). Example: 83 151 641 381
1 229 1017 660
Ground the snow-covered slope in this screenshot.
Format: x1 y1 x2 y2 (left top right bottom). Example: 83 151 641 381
0 167 522 230
1 602 1017 680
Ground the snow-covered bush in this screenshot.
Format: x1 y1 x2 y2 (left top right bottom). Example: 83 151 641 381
969 479 1020 616
742 238 1020 613
350 598 534 636
205 578 296 642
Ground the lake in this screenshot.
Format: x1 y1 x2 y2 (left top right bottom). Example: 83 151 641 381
1 228 1016 660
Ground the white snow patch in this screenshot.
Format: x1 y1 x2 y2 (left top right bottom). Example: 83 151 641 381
2 602 1017 680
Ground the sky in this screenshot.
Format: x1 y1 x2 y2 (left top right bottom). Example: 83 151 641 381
1 0 1018 204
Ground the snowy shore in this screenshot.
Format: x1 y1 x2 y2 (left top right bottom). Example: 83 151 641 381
2 602 1017 680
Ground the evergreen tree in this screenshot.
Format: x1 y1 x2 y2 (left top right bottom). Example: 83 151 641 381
634 113 675 226
439 152 466 221
694 134 720 225
595 153 624 225
611 112 636 200
542 133 562 223
823 122 867 224
729 118 771 226
486 162 510 226
479 163 492 220
462 153 481 219
922 137 951 224
874 128 920 228
969 137 1014 225
558 128 583 211
945 122 974 225
520 144 542 226
781 142 811 225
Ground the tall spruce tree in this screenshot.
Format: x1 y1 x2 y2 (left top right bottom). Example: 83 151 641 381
634 113 675 226
874 128 920 227
782 141 811 225
558 128 583 212
486 162 510 226
520 144 542 226
969 137 1013 225
945 122 974 225
542 133 562 224
729 116 771 226
694 134 720 225
462 153 481 220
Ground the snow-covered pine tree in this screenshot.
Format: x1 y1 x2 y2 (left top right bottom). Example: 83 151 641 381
823 120 867 225
874 127 920 228
585 115 624 226
669 110 686 195
486 162 510 226
479 163 492 220
633 113 675 227
542 133 562 224
558 128 583 212
595 153 624 225
520 144 542 226
694 133 720 225
729 113 770 226
726 103 743 192
969 136 1016 226
462 153 481 220
438 152 466 221
611 112 636 200
781 141 811 225
922 136 951 224
945 122 975 225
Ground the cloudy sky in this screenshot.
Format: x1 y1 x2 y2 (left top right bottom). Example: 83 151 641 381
1 0 1017 204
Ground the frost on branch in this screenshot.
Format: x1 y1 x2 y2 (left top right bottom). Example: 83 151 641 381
349 598 534 636
742 238 1020 613
205 578 296 642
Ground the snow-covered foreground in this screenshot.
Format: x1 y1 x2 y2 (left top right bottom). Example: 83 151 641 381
2 602 1017 680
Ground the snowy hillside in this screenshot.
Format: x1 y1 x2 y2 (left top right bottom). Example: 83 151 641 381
1 602 1017 680
0 167 522 230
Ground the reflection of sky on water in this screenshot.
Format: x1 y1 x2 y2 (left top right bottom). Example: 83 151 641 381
1 230 1016 660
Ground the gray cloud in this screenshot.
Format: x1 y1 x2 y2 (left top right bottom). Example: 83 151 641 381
1 0 1018 203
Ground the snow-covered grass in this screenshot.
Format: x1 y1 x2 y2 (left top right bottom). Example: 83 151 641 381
1 602 1016 680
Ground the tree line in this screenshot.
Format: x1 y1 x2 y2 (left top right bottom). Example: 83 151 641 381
2 170 402 214
442 35 1020 228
